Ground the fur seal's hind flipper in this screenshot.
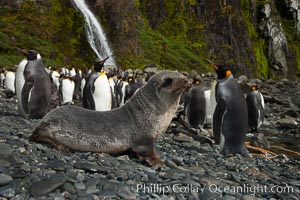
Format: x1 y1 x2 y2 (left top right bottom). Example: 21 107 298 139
30 131 71 155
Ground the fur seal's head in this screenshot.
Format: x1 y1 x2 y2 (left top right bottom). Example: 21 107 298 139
146 71 188 102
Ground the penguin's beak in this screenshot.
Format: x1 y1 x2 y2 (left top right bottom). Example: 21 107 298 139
20 49 29 56
203 58 219 70
210 64 219 70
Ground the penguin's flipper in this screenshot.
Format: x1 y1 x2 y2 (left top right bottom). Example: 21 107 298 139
110 86 117 109
184 92 191 117
21 81 34 114
59 79 63 105
124 85 129 103
83 89 95 110
213 98 227 144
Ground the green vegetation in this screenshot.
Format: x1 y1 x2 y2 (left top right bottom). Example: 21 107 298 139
138 28 208 72
0 0 298 78
241 0 270 78
0 1 94 68
137 0 210 73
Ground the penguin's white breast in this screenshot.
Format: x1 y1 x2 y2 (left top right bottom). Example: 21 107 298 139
61 79 75 104
93 76 112 111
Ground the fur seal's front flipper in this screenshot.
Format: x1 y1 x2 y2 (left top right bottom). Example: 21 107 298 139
131 139 165 168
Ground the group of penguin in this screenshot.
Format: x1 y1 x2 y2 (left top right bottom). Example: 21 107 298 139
0 49 151 118
0 49 265 156
183 62 265 155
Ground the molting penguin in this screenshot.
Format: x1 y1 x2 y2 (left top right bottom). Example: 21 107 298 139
210 62 248 156
31 71 188 167
246 85 265 132
184 76 206 130
83 57 113 111
21 50 51 119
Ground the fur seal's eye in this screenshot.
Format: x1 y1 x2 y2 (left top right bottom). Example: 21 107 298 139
161 78 173 88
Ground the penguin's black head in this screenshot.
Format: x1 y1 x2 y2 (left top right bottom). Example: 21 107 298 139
210 64 232 80
94 56 109 72
128 76 135 83
21 49 39 61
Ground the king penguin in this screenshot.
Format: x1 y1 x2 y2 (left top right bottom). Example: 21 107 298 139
4 68 16 97
246 85 265 132
209 62 248 156
205 79 217 126
83 57 113 111
59 75 75 105
20 49 51 119
124 76 140 103
184 76 206 130
16 50 30 118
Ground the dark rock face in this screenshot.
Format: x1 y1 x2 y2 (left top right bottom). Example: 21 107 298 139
258 2 289 76
1 0 299 78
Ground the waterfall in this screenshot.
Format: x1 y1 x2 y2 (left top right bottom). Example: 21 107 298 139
72 0 115 66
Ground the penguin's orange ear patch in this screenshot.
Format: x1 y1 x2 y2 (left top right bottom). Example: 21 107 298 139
195 80 201 85
225 70 232 78
251 86 257 91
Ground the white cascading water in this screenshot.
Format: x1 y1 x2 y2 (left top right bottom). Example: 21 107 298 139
72 0 115 66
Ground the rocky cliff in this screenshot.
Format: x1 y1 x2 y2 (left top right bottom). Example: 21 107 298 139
0 0 299 79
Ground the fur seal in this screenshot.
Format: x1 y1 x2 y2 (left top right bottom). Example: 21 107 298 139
30 71 188 167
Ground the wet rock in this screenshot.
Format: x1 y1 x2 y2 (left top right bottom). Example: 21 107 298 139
278 117 298 129
0 173 13 186
240 194 257 200
74 182 85 190
0 143 14 160
174 133 193 142
30 175 67 197
0 181 16 198
73 161 106 173
63 182 76 194
199 187 222 200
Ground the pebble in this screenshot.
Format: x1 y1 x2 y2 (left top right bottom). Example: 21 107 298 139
0 79 299 199
0 181 17 198
0 173 13 186
30 176 67 197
